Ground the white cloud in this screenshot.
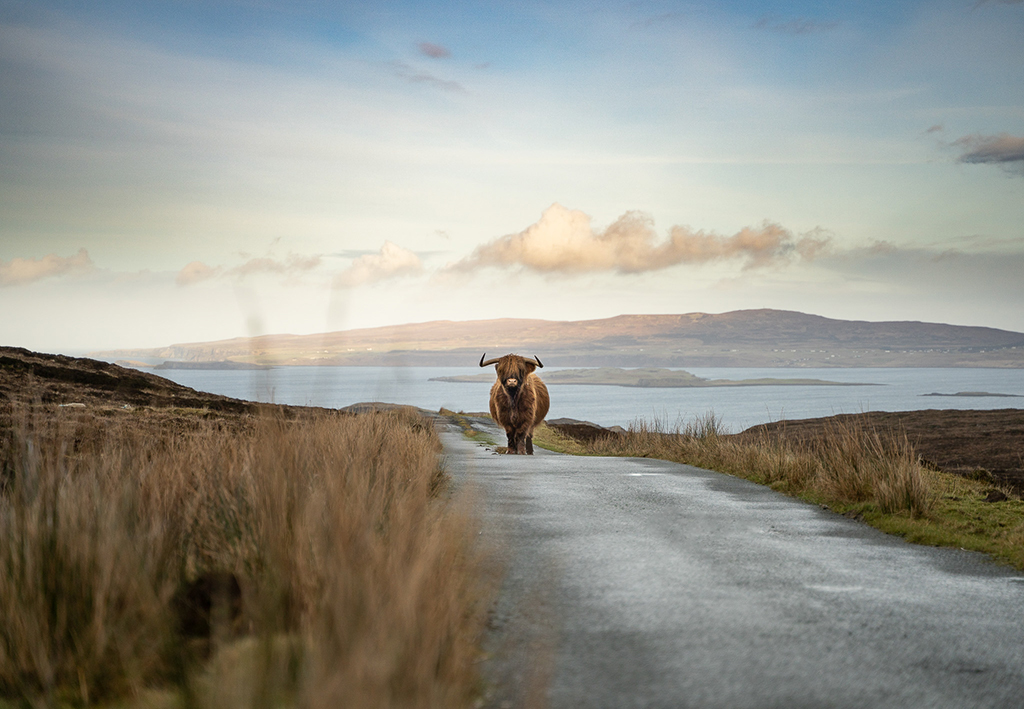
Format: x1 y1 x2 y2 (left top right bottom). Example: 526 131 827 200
445 204 831 275
0 248 95 286
334 241 423 288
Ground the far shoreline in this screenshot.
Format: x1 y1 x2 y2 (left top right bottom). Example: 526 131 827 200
430 367 878 389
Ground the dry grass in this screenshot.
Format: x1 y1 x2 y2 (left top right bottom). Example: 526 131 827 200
560 413 934 517
0 404 490 708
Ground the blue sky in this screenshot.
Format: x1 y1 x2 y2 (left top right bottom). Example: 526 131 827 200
1 0 1022 352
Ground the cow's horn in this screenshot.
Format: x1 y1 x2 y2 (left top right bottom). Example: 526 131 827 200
528 356 544 368
480 353 501 367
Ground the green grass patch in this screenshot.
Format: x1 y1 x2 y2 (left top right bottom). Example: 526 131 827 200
531 423 593 456
440 409 496 447
861 471 1024 569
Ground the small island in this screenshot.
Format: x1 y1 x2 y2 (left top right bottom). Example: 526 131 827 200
154 360 273 371
921 391 1022 398
431 367 874 388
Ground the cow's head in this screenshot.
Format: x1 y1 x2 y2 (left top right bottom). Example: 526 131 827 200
480 353 543 394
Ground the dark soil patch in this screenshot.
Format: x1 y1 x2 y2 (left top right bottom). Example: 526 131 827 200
546 418 627 444
736 409 1024 496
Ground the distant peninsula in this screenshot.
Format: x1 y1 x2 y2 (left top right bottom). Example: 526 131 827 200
430 367 874 388
91 309 1024 369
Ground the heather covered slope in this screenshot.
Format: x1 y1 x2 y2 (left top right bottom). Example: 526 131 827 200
0 345 256 413
738 409 1024 496
93 309 1024 368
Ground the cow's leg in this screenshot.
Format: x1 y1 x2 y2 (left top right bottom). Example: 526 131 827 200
506 430 520 454
525 434 534 455
509 430 528 455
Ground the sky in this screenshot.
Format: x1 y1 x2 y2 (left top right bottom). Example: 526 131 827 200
1 0 1023 354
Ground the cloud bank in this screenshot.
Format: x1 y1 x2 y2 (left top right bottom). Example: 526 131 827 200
954 133 1024 174
176 254 322 286
391 61 466 93
446 204 830 275
334 241 423 288
176 261 220 286
418 42 451 59
229 254 322 278
0 248 95 286
176 245 421 289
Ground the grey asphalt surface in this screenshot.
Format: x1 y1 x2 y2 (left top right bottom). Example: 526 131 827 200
440 418 1024 709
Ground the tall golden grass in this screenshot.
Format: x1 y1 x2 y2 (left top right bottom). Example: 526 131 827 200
578 413 933 517
0 405 489 707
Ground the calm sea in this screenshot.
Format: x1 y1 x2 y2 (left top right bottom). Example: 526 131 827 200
145 366 1024 434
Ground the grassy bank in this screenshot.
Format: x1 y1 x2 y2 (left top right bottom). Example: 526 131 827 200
535 416 1024 570
0 405 490 708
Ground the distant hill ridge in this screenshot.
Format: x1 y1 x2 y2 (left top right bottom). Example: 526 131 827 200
92 309 1024 368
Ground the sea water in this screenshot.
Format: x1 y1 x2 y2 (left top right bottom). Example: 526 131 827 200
146 366 1024 433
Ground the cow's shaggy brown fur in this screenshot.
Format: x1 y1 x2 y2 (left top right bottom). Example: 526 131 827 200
480 353 550 455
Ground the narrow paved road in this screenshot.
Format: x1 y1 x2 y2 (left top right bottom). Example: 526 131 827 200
441 419 1024 709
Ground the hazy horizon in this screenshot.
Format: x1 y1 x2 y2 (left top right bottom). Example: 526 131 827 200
2 0 1022 353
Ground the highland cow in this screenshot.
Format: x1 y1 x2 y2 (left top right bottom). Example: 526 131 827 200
480 353 550 455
